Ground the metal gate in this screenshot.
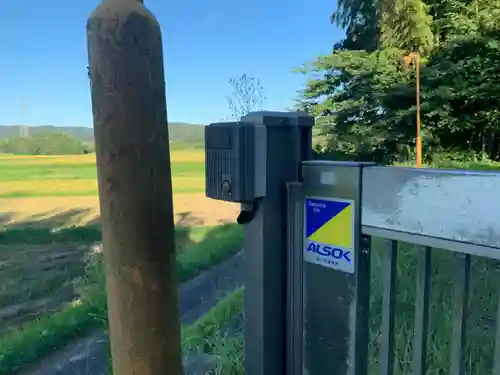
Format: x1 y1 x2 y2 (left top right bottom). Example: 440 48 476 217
203 111 500 375
287 162 500 375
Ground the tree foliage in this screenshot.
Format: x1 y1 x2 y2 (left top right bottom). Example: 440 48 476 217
0 123 207 153
300 0 500 163
0 133 90 155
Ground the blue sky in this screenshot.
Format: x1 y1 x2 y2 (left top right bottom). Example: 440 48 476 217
0 0 344 127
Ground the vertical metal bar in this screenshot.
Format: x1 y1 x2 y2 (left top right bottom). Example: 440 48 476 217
492 285 500 375
412 246 431 375
449 253 470 375
380 240 398 375
355 233 372 375
86 1 184 375
286 182 304 375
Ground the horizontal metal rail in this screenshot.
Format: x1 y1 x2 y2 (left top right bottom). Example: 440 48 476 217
360 166 497 374
362 226 500 260
361 166 500 251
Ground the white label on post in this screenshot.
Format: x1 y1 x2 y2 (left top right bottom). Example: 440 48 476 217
320 171 336 185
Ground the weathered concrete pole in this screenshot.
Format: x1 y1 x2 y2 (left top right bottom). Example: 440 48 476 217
86 1 184 375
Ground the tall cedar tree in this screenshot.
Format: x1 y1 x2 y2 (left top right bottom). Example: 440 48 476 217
297 0 500 163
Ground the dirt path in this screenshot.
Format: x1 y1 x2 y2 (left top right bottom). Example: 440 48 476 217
18 253 244 375
0 194 240 228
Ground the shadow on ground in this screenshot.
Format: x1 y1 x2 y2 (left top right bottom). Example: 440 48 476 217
0 210 238 334
0 208 224 231
0 209 97 230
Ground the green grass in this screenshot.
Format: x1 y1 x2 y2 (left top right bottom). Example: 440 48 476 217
397 158 500 171
0 224 211 248
367 239 500 375
181 288 245 375
0 303 101 375
0 225 103 244
182 288 244 353
102 288 245 375
433 160 500 171
179 288 246 375
0 225 201 317
0 258 82 317
0 162 205 181
0 224 244 375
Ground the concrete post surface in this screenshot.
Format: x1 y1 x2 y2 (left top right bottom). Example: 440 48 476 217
86 1 184 375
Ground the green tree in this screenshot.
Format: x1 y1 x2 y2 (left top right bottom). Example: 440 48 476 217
298 0 500 163
422 0 500 159
332 0 434 53
0 132 88 155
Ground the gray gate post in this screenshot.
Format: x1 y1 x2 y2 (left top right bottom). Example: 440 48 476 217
301 161 374 375
242 111 313 375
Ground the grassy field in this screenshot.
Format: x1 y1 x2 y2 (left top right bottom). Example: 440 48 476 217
0 152 205 197
0 225 241 333
0 150 243 374
0 151 239 228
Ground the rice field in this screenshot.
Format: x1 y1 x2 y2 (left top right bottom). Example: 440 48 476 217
0 150 239 228
0 177 204 197
0 150 204 164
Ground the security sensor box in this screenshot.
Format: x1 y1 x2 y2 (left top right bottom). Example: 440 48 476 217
205 121 266 203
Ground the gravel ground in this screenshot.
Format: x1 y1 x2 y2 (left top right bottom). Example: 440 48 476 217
18 252 244 375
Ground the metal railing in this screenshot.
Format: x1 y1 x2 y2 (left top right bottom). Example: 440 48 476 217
287 162 500 375
362 166 500 375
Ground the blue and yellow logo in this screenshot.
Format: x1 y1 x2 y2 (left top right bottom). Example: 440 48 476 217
304 197 355 272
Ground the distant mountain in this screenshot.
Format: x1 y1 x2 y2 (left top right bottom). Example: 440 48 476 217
0 125 95 141
0 122 206 145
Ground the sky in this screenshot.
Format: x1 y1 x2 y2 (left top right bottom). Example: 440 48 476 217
0 0 344 127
